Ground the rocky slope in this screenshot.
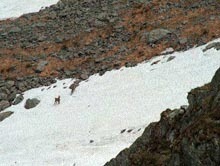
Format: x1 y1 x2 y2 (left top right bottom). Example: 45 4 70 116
105 67 220 166
0 0 220 110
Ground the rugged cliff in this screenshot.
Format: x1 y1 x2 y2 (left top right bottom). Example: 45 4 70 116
105 67 220 165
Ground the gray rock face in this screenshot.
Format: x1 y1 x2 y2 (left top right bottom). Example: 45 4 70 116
13 95 24 105
0 111 13 122
24 98 40 109
35 61 48 73
147 28 172 43
0 100 10 111
211 67 220 89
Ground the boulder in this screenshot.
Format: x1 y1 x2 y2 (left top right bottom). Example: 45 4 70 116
13 95 24 105
0 100 10 111
147 28 172 44
80 73 89 80
35 61 48 73
203 42 220 52
8 92 17 102
6 80 15 88
24 98 40 109
0 93 8 101
0 111 13 122
17 82 27 91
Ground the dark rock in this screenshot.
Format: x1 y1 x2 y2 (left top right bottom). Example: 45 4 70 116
0 111 13 122
8 92 16 102
121 129 126 134
127 129 133 133
211 67 220 89
167 56 175 62
151 60 160 65
13 94 24 105
203 42 220 52
24 98 40 109
69 80 80 94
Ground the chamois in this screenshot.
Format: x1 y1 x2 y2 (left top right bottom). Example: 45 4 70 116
54 96 60 104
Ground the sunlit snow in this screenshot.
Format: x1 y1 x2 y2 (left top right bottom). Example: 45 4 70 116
0 39 220 166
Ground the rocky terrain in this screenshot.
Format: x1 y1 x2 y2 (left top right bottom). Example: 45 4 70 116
0 0 220 165
0 0 220 117
104 66 220 166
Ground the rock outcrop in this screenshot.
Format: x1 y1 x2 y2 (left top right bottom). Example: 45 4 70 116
105 67 220 166
0 100 10 111
0 111 13 122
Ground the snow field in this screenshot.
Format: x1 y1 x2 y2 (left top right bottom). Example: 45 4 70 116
0 39 220 165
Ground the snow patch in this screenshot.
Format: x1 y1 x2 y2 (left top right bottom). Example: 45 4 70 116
0 0 59 20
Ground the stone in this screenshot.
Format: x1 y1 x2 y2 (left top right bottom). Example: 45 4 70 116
35 61 48 73
0 100 10 111
147 28 172 44
8 92 16 102
17 82 27 92
69 80 80 93
0 93 8 100
24 98 40 109
80 73 89 80
9 27 21 33
0 111 13 122
167 56 175 62
179 38 188 45
6 81 15 89
13 94 24 105
203 42 220 52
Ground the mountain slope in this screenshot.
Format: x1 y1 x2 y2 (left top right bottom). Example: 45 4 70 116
0 0 219 79
0 0 220 112
0 40 220 166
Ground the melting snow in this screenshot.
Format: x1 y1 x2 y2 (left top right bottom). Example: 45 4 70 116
0 39 220 166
